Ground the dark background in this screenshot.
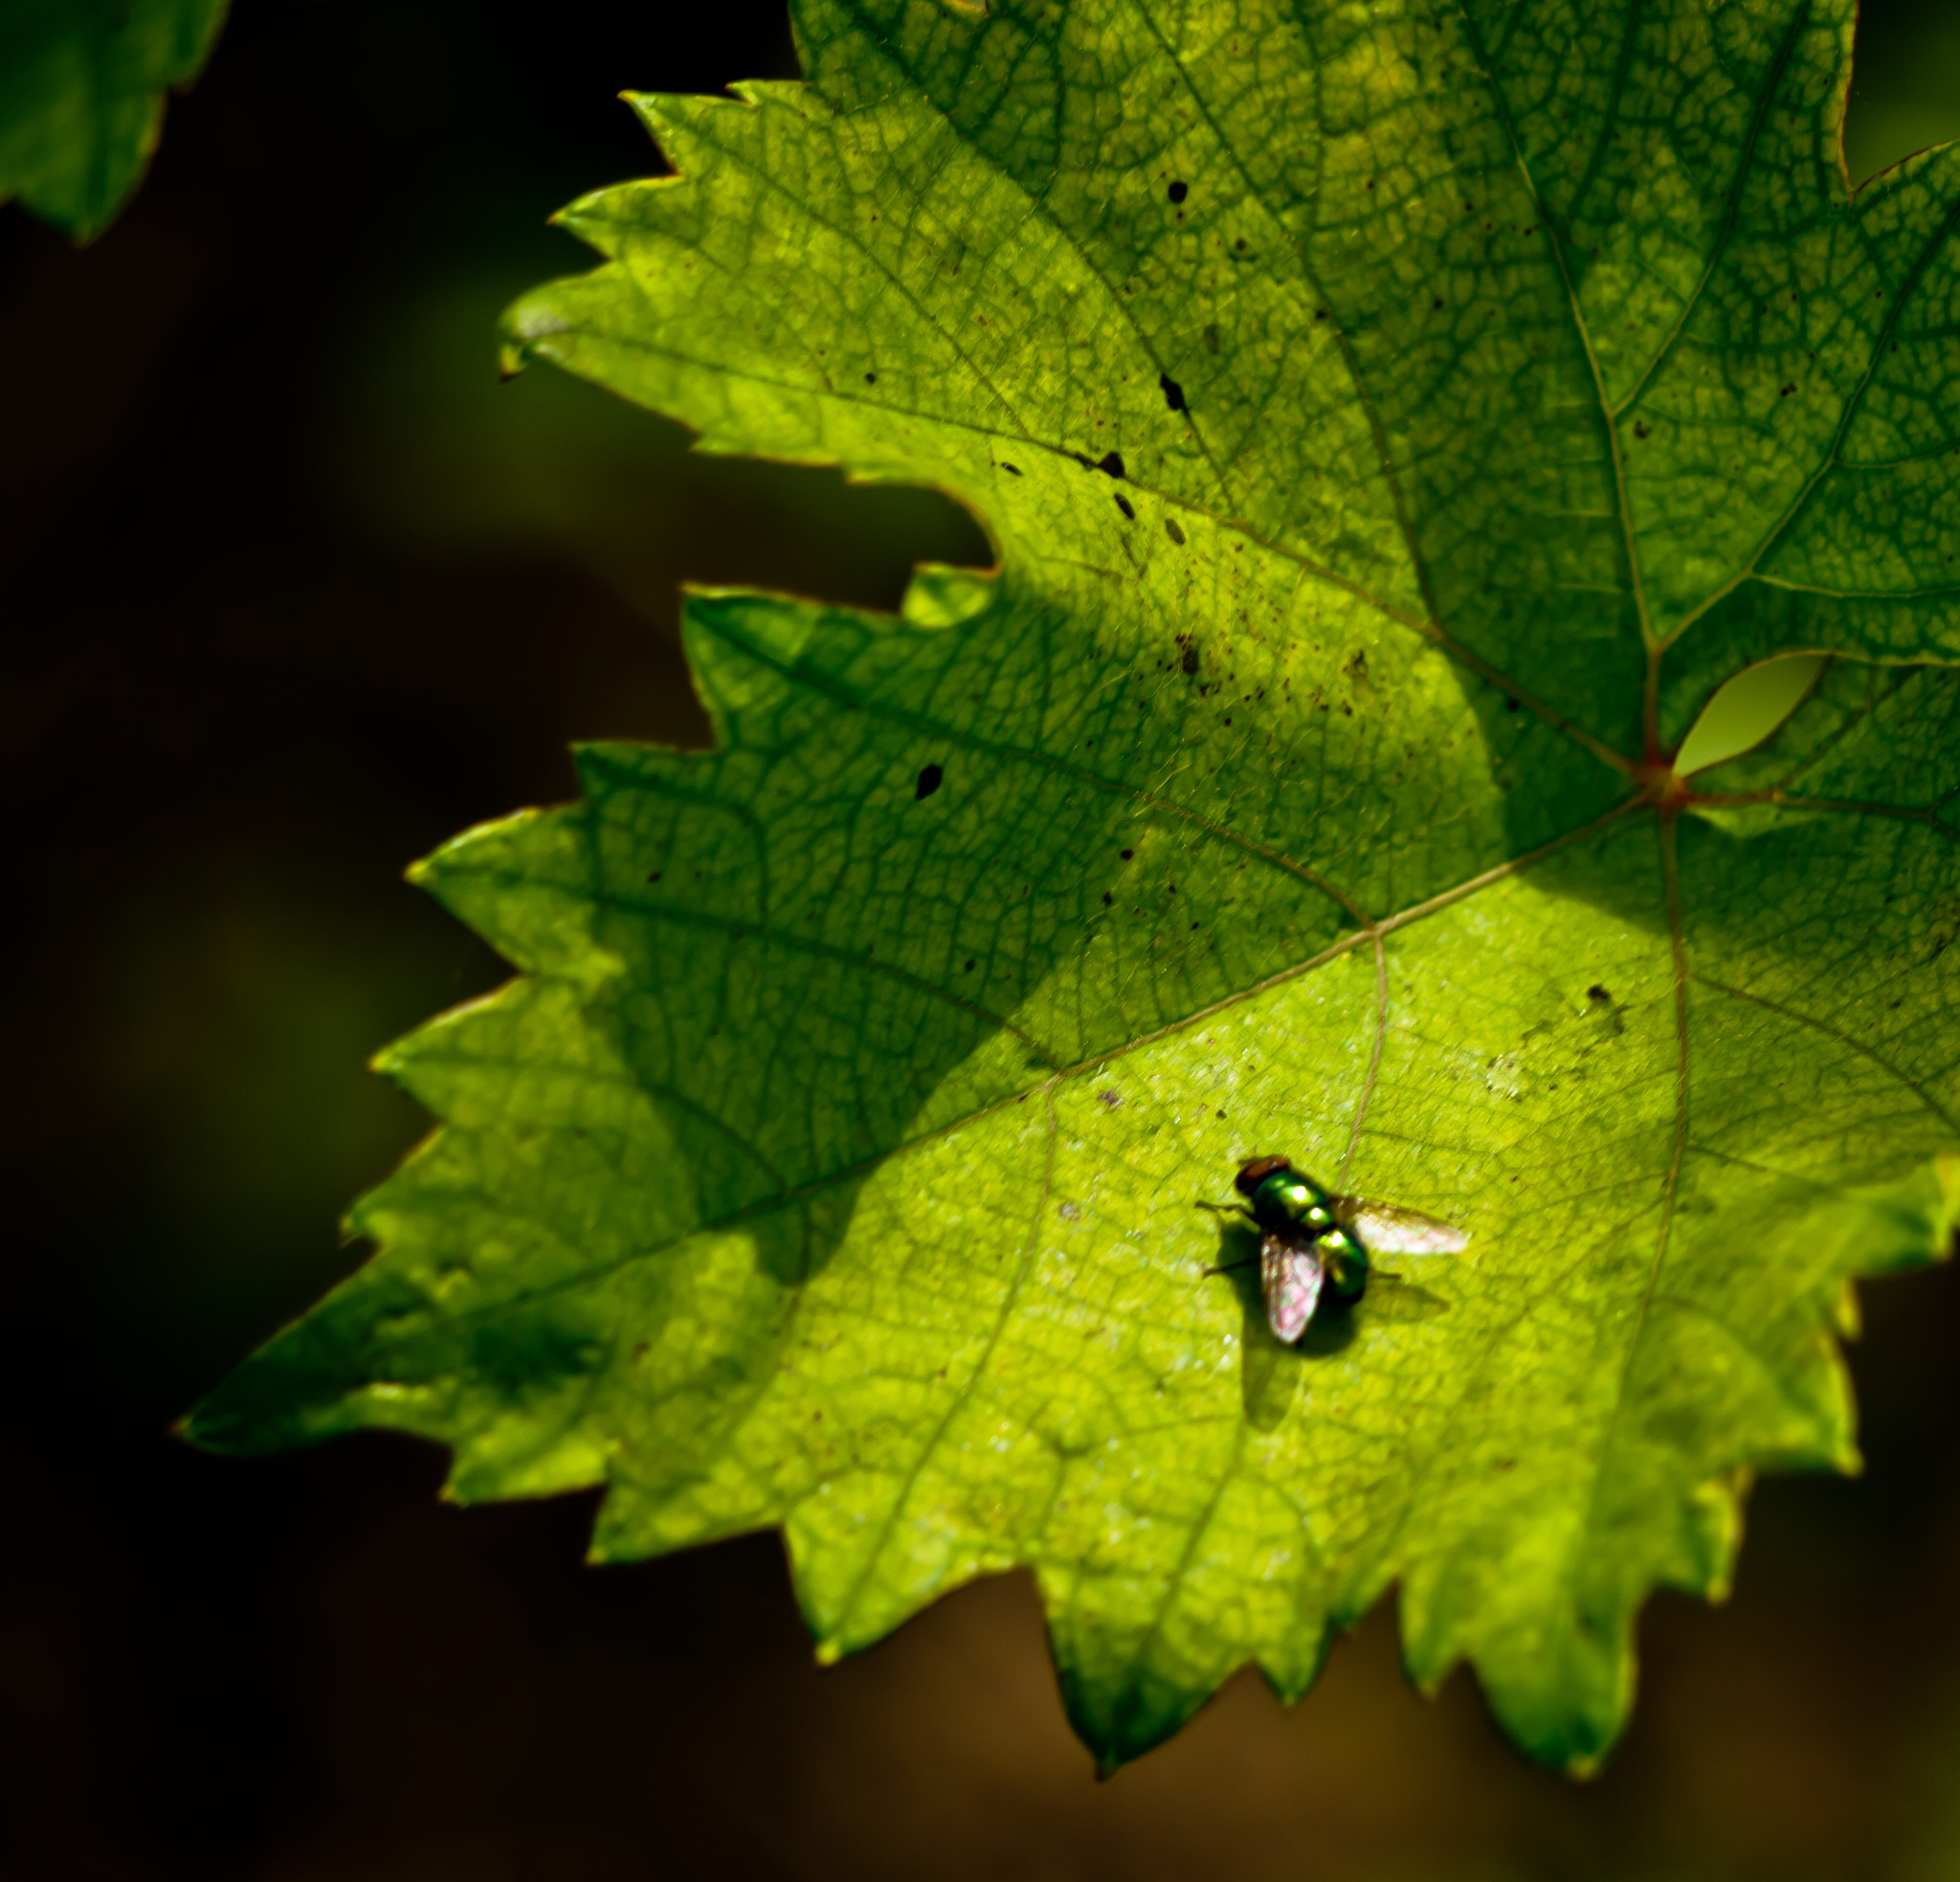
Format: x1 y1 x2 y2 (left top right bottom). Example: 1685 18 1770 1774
6 4 1960 1876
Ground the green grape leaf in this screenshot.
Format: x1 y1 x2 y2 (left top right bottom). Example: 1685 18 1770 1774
0 0 229 240
188 0 1960 1773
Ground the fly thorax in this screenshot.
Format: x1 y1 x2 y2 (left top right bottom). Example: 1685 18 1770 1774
1255 1172 1335 1235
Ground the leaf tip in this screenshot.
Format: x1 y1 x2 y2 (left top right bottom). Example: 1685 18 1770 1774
172 1395 240 1456
618 90 669 140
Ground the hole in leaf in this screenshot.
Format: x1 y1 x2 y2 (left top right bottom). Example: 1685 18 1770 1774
1672 654 1827 775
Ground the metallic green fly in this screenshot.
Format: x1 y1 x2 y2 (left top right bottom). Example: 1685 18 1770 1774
1220 1154 1469 1342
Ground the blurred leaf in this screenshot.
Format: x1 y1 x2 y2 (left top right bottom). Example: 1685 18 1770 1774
1845 5 1960 183
1671 654 1824 775
0 0 229 240
321 274 986 625
191 0 1960 1776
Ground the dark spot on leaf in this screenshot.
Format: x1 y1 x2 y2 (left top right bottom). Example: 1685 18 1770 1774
1159 371 1186 412
964 959 975 972
1634 419 1651 439
1234 237 1247 251
1098 1088 1122 1109
1115 493 1136 520
1165 518 1187 546
1504 697 1520 712
1780 383 1795 397
1432 298 1444 310
1102 891 1113 906
1001 461 1022 476
1120 848 1134 861
1095 450 1125 479
915 763 944 799
647 871 662 883
1203 324 1220 352
864 371 877 383
1588 984 1611 1002
1168 179 1188 203
1216 1109 1227 1119
1178 638 1199 676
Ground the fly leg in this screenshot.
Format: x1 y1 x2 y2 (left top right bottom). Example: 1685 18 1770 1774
1195 1198 1261 1276
1194 1199 1260 1225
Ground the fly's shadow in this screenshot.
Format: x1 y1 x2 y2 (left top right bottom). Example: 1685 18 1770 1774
1198 1206 1356 1433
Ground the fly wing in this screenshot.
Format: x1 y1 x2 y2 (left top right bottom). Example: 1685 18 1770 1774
1260 1231 1324 1343
1334 1198 1469 1256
